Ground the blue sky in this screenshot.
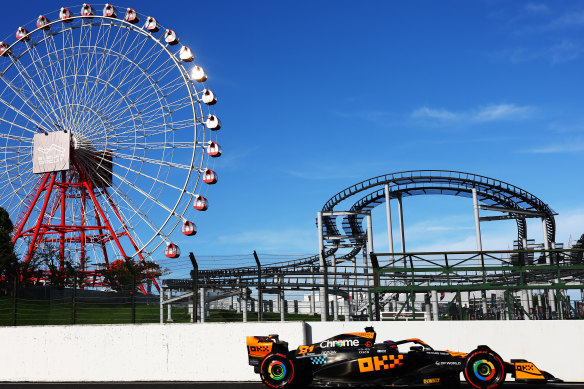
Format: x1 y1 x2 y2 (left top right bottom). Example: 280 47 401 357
3 1 584 275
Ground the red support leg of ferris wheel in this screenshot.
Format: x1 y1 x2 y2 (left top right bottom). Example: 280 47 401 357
11 162 158 292
23 172 56 264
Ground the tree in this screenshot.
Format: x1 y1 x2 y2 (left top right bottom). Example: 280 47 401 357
102 259 162 293
31 243 77 287
0 207 18 281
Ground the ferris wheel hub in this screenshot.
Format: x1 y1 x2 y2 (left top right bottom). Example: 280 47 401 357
72 133 92 150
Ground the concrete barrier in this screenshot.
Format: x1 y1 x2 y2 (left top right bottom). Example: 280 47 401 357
0 321 581 382
0 322 305 382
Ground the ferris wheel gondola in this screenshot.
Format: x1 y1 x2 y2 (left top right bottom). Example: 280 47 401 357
206 142 222 157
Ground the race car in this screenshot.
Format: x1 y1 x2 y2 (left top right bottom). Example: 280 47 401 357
246 326 560 388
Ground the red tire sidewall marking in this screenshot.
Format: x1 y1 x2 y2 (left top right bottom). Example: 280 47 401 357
486 354 505 389
463 350 505 389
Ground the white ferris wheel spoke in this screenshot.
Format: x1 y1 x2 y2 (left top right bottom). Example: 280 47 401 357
44 31 74 128
0 93 45 129
81 159 168 243
0 76 49 126
114 151 193 173
79 24 158 113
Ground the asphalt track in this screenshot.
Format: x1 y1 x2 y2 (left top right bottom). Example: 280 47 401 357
1 383 583 389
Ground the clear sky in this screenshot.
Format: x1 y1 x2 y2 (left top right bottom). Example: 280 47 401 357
2 1 584 276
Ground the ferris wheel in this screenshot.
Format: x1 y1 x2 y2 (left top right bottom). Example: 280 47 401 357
0 4 222 289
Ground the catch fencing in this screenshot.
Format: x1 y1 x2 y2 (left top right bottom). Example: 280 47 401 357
0 284 159 326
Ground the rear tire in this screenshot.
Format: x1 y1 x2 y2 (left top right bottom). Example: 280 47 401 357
463 347 506 389
260 353 298 388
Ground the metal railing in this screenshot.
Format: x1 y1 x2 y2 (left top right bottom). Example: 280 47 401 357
368 248 584 321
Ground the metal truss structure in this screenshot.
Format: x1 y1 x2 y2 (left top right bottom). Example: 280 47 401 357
369 248 584 321
320 169 557 255
162 170 583 322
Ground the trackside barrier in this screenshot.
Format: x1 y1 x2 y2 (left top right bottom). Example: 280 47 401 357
0 322 305 382
0 321 581 382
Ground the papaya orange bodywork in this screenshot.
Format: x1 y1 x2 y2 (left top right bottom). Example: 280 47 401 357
444 350 468 358
515 362 545 380
246 336 273 358
346 332 375 339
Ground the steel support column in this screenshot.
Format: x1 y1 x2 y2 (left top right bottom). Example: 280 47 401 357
431 289 439 321
280 276 285 322
472 188 488 316
542 218 557 317
332 254 339 321
397 194 407 310
159 287 164 324
242 286 248 323
166 289 172 321
253 251 263 322
310 265 315 315
345 282 350 322
200 287 205 323
317 212 328 321
366 212 374 287
384 183 394 255
384 184 395 312
189 253 198 323
522 290 531 320
397 195 406 259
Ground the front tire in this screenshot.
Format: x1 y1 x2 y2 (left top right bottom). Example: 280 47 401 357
260 353 297 389
463 347 506 389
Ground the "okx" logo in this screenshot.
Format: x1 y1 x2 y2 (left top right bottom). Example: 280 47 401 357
358 355 404 372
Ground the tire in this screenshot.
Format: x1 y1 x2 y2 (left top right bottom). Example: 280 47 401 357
463 347 506 389
260 353 298 389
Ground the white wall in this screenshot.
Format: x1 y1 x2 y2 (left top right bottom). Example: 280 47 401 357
0 321 581 382
0 322 305 382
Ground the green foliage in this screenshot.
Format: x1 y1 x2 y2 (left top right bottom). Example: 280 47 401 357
0 207 18 279
102 259 161 293
25 243 85 288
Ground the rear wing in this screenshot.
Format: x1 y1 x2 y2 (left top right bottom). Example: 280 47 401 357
247 336 274 366
246 334 289 369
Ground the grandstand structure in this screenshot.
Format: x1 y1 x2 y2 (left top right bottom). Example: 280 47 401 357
161 170 584 322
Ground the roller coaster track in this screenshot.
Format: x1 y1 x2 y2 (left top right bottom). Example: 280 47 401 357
199 170 558 278
341 170 557 256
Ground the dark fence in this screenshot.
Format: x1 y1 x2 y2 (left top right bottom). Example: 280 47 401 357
0 284 160 326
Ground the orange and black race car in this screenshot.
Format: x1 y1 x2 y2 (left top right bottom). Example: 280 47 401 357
246 326 560 388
